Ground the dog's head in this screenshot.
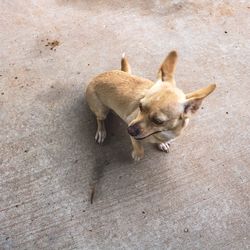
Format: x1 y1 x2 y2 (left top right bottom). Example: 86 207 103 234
127 51 216 141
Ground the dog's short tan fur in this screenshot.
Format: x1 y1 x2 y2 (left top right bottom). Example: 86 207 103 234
86 51 216 160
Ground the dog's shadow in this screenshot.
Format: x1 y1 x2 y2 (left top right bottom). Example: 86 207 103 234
43 84 176 206
66 93 134 204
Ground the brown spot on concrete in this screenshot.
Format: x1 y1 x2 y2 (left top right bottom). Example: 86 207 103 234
48 40 59 48
44 40 60 50
218 4 234 16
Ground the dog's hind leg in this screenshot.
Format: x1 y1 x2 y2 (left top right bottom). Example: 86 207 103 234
95 118 107 144
86 88 109 144
121 53 131 74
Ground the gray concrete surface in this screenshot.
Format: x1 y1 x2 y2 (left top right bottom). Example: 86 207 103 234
1 0 250 249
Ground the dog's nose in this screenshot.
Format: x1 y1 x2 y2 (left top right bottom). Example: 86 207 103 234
127 124 140 137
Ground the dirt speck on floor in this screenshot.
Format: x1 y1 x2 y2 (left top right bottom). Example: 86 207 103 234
44 40 60 50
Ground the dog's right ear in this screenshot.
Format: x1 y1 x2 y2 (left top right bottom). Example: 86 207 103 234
157 50 178 83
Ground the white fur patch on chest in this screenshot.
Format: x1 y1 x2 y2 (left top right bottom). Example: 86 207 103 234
152 130 176 142
160 130 176 140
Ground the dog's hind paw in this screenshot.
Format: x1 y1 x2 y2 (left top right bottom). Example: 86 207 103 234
95 129 106 144
158 142 170 153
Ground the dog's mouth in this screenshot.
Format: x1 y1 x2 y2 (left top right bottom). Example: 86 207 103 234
134 130 162 140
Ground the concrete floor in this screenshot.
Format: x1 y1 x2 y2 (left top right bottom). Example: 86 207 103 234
1 0 250 249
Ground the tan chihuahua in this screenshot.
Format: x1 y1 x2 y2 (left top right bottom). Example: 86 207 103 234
86 51 216 161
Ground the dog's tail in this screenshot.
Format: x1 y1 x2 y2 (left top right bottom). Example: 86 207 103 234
121 52 131 74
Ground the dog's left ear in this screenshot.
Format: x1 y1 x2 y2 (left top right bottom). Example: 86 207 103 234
157 50 178 82
183 84 216 116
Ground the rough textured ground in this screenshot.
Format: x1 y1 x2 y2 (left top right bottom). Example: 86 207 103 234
0 1 250 249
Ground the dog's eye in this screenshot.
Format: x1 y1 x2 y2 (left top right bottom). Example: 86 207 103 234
152 117 164 125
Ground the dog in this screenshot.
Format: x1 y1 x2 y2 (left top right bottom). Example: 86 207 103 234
86 51 216 161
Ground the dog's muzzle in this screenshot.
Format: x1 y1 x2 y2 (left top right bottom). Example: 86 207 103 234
127 124 140 137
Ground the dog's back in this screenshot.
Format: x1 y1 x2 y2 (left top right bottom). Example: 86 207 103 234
86 70 153 119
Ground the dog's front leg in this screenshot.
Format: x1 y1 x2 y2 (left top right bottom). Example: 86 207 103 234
149 133 174 153
130 137 144 161
157 141 171 153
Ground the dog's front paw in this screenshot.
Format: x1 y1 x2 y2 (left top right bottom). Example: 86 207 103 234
95 129 106 144
158 142 171 153
131 150 144 161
